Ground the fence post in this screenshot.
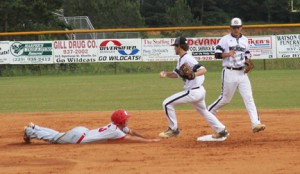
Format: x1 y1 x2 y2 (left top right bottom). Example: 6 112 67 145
114 62 117 74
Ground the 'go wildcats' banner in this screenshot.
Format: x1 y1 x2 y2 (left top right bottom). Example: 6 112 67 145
53 40 98 63
53 39 142 63
98 39 142 62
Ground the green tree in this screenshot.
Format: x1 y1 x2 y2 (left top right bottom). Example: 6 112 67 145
163 0 200 37
188 0 229 25
63 0 145 29
140 0 173 27
0 0 66 32
216 0 294 23
0 0 67 40
269 0 291 22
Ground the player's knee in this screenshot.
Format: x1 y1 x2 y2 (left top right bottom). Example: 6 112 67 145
163 102 175 111
162 99 170 107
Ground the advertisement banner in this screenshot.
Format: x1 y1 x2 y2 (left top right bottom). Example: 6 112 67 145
187 37 221 61
276 34 300 58
0 41 10 64
142 38 178 61
248 36 275 59
142 37 221 61
53 40 98 63
188 36 275 60
9 41 53 64
98 39 142 62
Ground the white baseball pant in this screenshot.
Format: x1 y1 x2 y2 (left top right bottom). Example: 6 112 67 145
208 68 261 129
25 125 88 144
163 86 226 133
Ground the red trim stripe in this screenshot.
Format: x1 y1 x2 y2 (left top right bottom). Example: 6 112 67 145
76 133 86 144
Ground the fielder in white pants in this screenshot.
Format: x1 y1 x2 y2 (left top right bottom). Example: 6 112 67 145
159 36 229 139
208 17 266 133
208 68 261 129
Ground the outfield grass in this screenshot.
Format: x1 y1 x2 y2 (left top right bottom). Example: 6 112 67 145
0 69 299 113
1 58 300 76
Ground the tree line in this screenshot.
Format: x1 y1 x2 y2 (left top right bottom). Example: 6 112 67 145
1 0 299 34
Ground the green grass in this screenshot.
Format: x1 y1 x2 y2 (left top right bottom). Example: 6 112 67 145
204 69 300 110
0 69 299 113
1 58 300 77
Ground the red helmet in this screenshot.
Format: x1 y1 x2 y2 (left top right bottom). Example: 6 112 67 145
111 110 129 126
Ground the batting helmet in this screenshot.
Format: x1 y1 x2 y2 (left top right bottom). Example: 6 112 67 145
111 110 129 126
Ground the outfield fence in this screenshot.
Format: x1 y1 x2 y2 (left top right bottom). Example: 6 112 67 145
0 24 299 75
0 34 299 64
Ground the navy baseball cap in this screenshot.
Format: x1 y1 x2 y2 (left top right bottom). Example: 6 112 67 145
171 36 188 46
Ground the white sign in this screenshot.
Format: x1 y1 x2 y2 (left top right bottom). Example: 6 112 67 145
187 37 220 61
0 41 10 64
53 40 98 63
142 37 222 61
276 34 300 58
98 39 142 62
9 41 53 64
248 36 276 59
142 38 178 61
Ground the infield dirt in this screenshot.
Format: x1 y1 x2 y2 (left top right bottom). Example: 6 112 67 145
0 110 299 174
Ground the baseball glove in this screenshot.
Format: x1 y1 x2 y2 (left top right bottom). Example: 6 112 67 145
177 63 195 80
244 59 254 73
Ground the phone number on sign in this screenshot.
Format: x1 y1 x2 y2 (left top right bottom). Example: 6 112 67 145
63 49 89 54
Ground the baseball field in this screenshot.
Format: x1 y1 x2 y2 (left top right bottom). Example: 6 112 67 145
0 69 299 174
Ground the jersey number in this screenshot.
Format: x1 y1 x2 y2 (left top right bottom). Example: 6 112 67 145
98 124 111 132
98 127 107 132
